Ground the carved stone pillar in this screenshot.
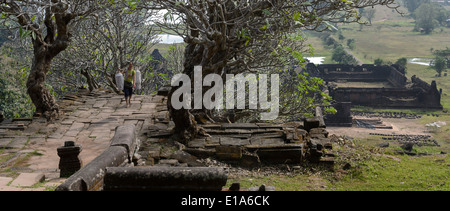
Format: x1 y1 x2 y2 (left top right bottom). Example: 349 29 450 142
57 141 82 178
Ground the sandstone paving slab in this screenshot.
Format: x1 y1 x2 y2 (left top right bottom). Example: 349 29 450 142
0 176 24 190
0 176 13 186
76 130 93 138
129 104 141 110
125 115 149 121
98 108 116 113
48 133 64 139
93 100 107 108
88 123 119 131
61 119 75 125
74 118 92 123
67 110 83 118
89 129 113 140
64 130 81 137
93 112 113 119
111 95 125 99
107 99 122 106
6 137 28 149
111 111 133 116
77 107 90 111
141 103 158 110
0 186 23 191
10 173 45 187
69 122 86 131
91 118 119 124
27 137 47 149
78 110 94 118
86 110 101 118
0 138 12 148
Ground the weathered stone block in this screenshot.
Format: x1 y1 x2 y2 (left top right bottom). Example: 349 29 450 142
250 138 285 146
57 141 82 178
103 167 228 191
304 117 321 132
219 137 250 146
256 148 303 164
310 128 329 138
216 145 242 160
183 148 216 159
188 138 206 148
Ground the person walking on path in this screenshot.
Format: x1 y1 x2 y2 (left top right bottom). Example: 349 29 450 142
124 62 136 108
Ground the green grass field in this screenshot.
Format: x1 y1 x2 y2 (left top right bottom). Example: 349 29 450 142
227 152 450 191
306 5 450 63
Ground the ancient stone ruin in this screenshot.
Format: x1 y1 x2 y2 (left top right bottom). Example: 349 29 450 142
53 89 336 191
305 63 443 127
307 63 442 110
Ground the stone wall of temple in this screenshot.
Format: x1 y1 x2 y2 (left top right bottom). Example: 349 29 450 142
305 63 442 110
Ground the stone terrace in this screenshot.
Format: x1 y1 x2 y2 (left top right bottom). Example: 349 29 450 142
1 88 335 191
0 88 167 191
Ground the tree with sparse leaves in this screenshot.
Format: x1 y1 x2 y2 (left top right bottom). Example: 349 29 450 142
52 1 159 93
145 0 401 142
0 0 114 119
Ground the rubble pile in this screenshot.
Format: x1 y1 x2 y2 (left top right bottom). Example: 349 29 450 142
137 115 336 168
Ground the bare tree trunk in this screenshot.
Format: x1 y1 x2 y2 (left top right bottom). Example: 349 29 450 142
168 39 202 143
26 45 59 119
167 89 199 143
168 22 230 142
26 25 71 119
81 68 99 92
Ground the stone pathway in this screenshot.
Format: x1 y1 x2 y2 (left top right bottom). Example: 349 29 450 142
0 88 166 191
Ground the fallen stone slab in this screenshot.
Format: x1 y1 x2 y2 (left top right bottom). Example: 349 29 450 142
219 137 250 146
250 138 285 146
10 173 45 187
220 123 260 129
